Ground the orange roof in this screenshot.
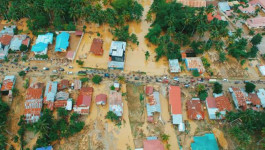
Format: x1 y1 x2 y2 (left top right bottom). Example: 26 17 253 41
22 37 30 46
248 93 261 106
1 79 14 91
54 100 67 108
90 38 103 55
169 86 182 114
181 52 186 59
207 13 222 22
187 100 204 120
143 139 165 150
215 96 232 111
80 87 93 95
0 34 13 45
232 88 247 109
145 86 154 95
25 87 43 100
58 79 69 90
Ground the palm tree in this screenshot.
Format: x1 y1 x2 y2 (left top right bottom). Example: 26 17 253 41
161 134 170 141
215 41 224 51
210 30 220 41
206 4 215 14
215 111 221 119
234 28 243 38
197 23 208 39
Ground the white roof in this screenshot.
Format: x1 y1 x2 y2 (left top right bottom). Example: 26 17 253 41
4 75 15 81
172 114 183 125
114 82 120 88
36 33 53 44
179 122 185 132
258 65 265 76
169 59 181 73
257 89 265 108
109 41 126 57
66 99 73 110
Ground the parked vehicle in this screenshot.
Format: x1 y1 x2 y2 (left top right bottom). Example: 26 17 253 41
69 66 73 69
104 73 110 78
52 70 58 73
209 79 217 83
173 76 179 81
235 81 240 84
59 68 64 71
32 66 38 70
43 67 49 70
67 71 73 75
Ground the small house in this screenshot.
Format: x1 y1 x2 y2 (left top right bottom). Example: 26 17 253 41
90 38 103 55
257 89 265 108
57 79 69 91
109 91 123 117
142 136 164 150
207 13 222 22
169 59 181 73
54 91 69 108
74 79 82 90
248 93 261 108
0 25 16 36
96 94 107 105
146 92 161 122
206 95 232 119
191 134 219 150
66 98 73 111
229 87 247 110
108 41 127 70
55 32 70 52
1 75 16 95
145 86 154 96
258 65 265 76
10 35 30 51
66 51 75 60
250 0 265 12
185 57 205 73
218 2 231 12
246 17 265 29
186 98 204 120
238 5 255 14
73 87 93 114
44 81 58 110
32 33 53 55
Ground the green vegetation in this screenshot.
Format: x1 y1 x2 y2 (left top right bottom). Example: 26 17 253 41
76 60 84 66
35 54 48 59
0 98 9 150
213 82 222 94
105 111 121 126
251 33 262 46
219 51 227 63
92 75 102 84
139 93 144 101
192 70 200 77
245 82 256 93
145 51 150 60
226 110 265 149
80 77 89 83
20 44 28 52
161 134 170 141
201 57 210 69
23 78 29 89
196 84 208 101
18 71 26 77
113 25 139 44
12 88 19 97
110 85 115 90
22 55 28 62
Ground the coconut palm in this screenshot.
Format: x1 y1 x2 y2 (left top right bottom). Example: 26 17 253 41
234 28 243 38
206 4 215 14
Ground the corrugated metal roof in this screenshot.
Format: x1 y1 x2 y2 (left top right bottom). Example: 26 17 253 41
143 139 164 150
55 32 70 52
218 2 231 12
109 91 123 116
187 99 204 120
109 41 126 57
90 38 103 55
191 134 219 150
44 81 58 102
146 92 161 116
32 42 48 52
36 33 53 44
169 59 181 73
169 86 182 114
1 75 15 91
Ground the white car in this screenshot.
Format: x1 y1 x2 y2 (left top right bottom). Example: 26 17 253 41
223 79 228 82
43 67 49 70
67 71 73 75
69 66 73 69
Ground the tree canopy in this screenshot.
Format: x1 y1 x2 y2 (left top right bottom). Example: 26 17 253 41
213 82 222 94
245 82 256 93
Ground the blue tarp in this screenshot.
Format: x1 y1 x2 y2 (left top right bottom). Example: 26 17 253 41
55 32 70 52
32 42 48 52
218 2 231 12
36 146 53 150
191 134 219 150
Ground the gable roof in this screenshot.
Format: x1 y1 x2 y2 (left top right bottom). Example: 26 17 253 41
238 5 255 13
76 87 93 107
143 139 164 150
247 17 265 28
26 87 43 100
44 81 57 102
248 93 261 105
146 92 161 116
207 13 222 22
206 96 217 108
95 94 107 103
0 34 13 45
169 86 182 114
55 32 70 52
57 79 69 90
231 87 247 109
215 95 232 111
90 38 103 55
187 99 204 120
250 0 265 8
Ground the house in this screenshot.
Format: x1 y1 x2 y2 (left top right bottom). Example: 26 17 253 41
248 93 261 108
218 2 231 12
90 38 103 55
0 25 16 36
169 86 185 131
66 51 75 60
186 98 204 120
24 83 44 123
206 95 232 119
238 5 255 14
108 41 127 70
191 134 219 150
96 94 107 105
229 87 247 110
184 57 205 73
142 136 164 150
32 33 53 55
169 59 181 73
74 79 82 90
145 86 154 96
0 34 13 60
146 92 161 122
257 89 265 108
55 32 70 52
44 81 58 110
246 17 265 29
10 35 30 51
250 0 265 12
258 65 265 76
114 82 120 91
54 91 69 108
57 79 69 91
1 75 16 96
207 13 222 22
109 90 123 117
73 87 93 114
36 146 53 150
66 98 73 111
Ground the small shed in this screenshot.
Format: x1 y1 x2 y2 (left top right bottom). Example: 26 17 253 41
96 94 107 105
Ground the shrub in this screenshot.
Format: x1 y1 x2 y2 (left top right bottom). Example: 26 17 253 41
92 75 102 84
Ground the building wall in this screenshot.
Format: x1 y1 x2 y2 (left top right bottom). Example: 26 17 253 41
73 106 90 114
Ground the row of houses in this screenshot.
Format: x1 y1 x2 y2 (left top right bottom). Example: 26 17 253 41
0 25 30 60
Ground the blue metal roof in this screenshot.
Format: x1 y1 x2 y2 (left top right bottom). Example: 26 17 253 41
32 42 48 52
55 32 70 52
191 134 219 150
36 146 53 150
218 2 231 12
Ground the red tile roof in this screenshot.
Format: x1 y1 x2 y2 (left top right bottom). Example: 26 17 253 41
206 96 216 108
0 34 13 45
169 86 182 114
238 5 255 13
187 100 204 120
145 86 154 95
95 94 107 103
215 96 232 111
22 38 30 46
90 38 103 55
76 87 93 107
207 13 222 22
25 87 43 100
247 17 265 28
58 79 69 90
143 139 165 150
66 51 75 60
206 1 218 6
248 93 261 106
54 100 67 108
75 30 83 36
250 0 265 8
232 88 247 110
80 87 93 95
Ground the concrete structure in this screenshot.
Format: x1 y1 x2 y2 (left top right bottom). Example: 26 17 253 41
206 95 232 119
229 87 247 110
109 90 123 117
246 17 265 29
44 81 58 110
96 94 107 105
191 134 219 150
108 41 126 70
169 59 181 73
218 2 231 12
10 35 30 51
185 57 205 73
32 33 53 55
24 83 44 123
169 86 185 131
73 87 93 114
55 32 70 52
90 38 103 55
258 65 265 76
146 91 161 122
257 89 265 108
186 98 204 120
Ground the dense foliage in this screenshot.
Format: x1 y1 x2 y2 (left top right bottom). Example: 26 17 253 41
226 110 265 149
245 82 256 93
0 98 9 149
92 75 102 84
213 82 222 94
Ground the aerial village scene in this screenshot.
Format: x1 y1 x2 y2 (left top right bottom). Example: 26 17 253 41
1 0 265 150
